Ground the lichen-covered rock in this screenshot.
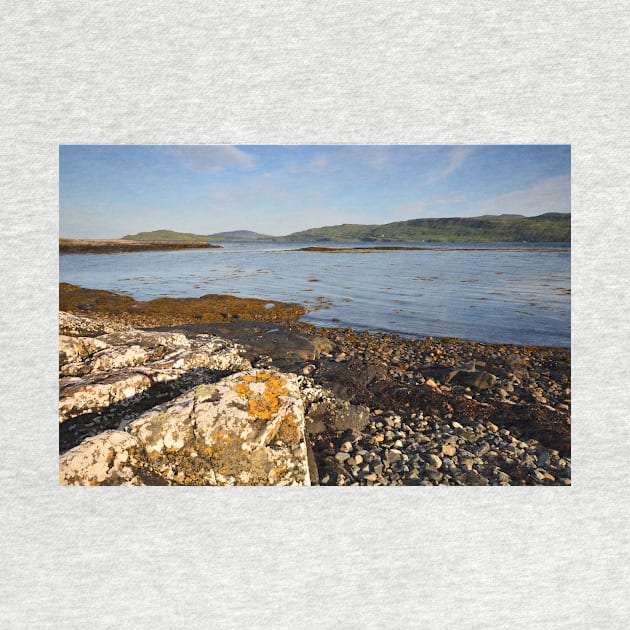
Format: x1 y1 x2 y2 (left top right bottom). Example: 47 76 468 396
59 313 312 485
59 431 160 486
59 334 108 368
58 312 251 423
59 311 130 337
126 369 310 485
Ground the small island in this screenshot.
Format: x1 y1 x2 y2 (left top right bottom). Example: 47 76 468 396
59 238 221 255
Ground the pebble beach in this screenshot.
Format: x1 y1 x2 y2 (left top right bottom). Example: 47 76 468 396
59 283 570 486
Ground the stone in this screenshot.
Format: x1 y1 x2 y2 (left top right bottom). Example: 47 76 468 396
442 444 457 457
451 370 497 390
371 461 384 476
59 311 128 337
476 442 490 457
127 369 310 486
465 470 489 486
424 466 443 483
59 335 108 368
61 363 313 485
301 381 370 435
335 452 351 464
425 454 442 469
339 441 353 453
385 449 403 464
59 431 161 486
58 313 251 424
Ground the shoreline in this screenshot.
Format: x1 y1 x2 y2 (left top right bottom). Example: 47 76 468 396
59 284 570 486
59 239 221 255
295 245 569 253
59 282 568 351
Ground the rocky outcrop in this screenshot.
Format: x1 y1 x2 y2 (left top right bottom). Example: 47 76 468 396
58 431 162 486
146 321 335 371
59 312 251 426
59 312 315 485
60 369 310 486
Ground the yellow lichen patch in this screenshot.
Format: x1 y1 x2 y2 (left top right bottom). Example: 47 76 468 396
275 410 302 446
202 432 249 478
233 371 290 421
194 383 218 398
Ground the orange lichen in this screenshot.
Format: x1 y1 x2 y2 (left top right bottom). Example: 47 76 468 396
275 410 301 445
233 372 291 421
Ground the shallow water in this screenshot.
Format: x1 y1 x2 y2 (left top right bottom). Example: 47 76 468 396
60 241 570 347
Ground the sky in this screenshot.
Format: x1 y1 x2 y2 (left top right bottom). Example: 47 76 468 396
59 145 571 238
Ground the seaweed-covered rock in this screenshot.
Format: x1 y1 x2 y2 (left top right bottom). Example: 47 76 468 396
299 378 370 434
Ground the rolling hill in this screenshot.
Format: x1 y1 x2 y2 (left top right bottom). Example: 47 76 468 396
122 229 271 241
278 213 570 242
121 229 211 241
121 213 570 244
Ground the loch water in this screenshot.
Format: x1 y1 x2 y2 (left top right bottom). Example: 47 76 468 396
60 242 571 348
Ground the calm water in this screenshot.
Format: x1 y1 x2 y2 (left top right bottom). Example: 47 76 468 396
59 242 570 347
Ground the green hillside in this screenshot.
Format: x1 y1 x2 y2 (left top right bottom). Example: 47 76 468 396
208 230 271 240
122 229 271 241
121 213 570 244
278 213 570 243
122 229 211 241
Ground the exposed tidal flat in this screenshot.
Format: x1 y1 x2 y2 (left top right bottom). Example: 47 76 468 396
59 238 220 254
58 240 570 485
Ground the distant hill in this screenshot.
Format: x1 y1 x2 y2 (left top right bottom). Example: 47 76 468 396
277 212 570 243
122 229 271 241
207 230 272 241
121 229 211 241
121 213 570 244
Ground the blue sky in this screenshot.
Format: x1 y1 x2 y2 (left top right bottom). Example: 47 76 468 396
59 145 570 238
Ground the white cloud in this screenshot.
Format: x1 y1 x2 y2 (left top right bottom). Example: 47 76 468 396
166 145 255 173
425 146 476 184
474 175 570 215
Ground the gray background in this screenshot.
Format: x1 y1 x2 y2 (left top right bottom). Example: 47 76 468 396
1 1 628 627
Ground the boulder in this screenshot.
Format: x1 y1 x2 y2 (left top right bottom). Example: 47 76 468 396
59 431 163 486
59 334 108 368
450 370 497 390
126 369 310 485
60 369 312 486
147 321 335 370
58 312 251 423
59 311 129 337
299 378 370 434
